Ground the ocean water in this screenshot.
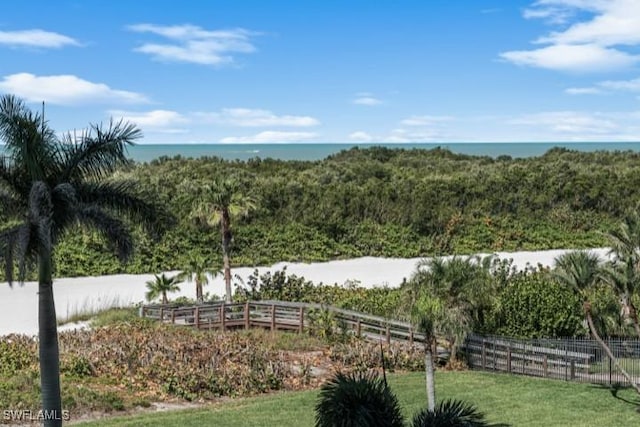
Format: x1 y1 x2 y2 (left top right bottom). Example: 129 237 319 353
3 142 640 163
126 142 640 163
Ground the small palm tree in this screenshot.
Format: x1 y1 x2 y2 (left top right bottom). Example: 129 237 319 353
177 255 220 303
145 273 181 304
606 212 640 337
315 371 404 427
554 250 640 394
412 399 508 427
0 95 169 426
190 178 255 303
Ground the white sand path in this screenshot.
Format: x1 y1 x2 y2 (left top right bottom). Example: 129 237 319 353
0 248 611 336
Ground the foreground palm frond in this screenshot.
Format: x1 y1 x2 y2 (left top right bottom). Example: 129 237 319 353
412 399 509 427
315 371 404 427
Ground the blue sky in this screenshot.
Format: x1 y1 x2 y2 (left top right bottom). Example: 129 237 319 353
1 0 640 143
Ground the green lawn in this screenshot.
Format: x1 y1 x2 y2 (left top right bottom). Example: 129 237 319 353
74 371 640 426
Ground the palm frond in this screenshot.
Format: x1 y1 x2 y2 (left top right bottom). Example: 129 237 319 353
412 398 509 427
76 206 133 262
315 371 404 427
76 180 173 237
0 95 58 181
0 224 23 285
59 119 140 182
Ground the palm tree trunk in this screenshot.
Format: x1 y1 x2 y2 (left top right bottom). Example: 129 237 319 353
162 291 168 305
196 280 203 304
38 250 63 427
425 344 436 411
628 303 640 339
221 210 232 303
585 306 640 394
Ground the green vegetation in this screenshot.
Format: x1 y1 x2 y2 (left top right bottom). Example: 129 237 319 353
8 146 640 279
73 371 640 426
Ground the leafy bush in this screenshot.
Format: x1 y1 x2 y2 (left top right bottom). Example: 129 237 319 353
486 271 584 338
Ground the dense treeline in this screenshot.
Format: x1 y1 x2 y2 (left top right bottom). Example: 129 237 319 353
5 146 640 277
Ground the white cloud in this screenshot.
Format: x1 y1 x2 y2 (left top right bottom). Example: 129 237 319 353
600 77 640 92
510 111 618 134
0 29 80 48
348 131 374 142
352 93 382 106
220 131 317 143
565 87 603 94
401 115 454 126
128 24 257 66
0 73 148 105
503 1 640 72
194 108 319 127
565 76 640 95
500 44 638 72
108 110 188 133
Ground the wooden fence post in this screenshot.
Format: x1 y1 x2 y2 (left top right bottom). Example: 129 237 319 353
507 346 512 373
220 303 226 331
171 309 176 324
244 302 250 330
194 307 200 329
159 307 164 323
386 324 391 345
409 327 414 346
271 304 276 331
356 319 361 338
481 339 486 370
299 307 304 333
139 306 145 318
543 355 548 378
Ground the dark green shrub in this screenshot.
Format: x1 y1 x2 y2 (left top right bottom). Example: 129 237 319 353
412 399 508 427
315 371 404 427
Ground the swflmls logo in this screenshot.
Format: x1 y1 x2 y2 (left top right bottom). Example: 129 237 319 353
3 409 70 421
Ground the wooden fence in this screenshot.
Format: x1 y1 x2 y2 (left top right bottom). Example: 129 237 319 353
464 333 640 386
140 300 427 346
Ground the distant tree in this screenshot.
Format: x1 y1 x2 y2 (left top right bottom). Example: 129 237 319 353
0 94 168 427
190 178 255 303
315 371 404 427
177 255 220 303
145 273 181 304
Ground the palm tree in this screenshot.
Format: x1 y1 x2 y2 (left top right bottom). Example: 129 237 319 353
0 95 168 426
554 251 640 394
315 371 404 427
190 178 255 303
606 212 640 337
412 399 508 427
145 273 181 304
417 314 437 412
177 255 219 303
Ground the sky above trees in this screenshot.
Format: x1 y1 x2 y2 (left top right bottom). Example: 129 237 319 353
1 0 640 143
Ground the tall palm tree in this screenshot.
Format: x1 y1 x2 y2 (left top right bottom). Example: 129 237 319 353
417 314 437 412
177 255 219 303
554 251 640 394
145 273 181 304
190 178 255 303
0 95 169 426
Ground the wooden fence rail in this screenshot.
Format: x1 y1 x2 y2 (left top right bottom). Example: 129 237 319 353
140 300 426 346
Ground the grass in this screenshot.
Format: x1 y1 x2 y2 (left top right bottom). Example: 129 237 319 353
57 295 128 325
73 370 640 426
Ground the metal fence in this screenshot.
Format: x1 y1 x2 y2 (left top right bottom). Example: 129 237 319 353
464 333 640 386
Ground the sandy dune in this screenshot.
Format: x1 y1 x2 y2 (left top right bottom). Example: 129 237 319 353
0 248 610 336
